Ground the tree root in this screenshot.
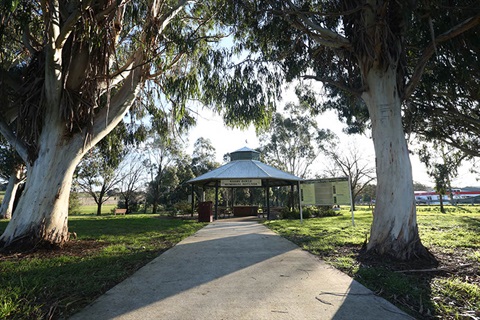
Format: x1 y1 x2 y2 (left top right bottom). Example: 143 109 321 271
360 242 439 268
0 225 69 253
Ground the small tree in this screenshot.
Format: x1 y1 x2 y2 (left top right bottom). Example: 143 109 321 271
118 155 146 214
324 143 376 211
357 184 377 207
144 136 183 213
75 148 123 216
259 102 334 178
68 189 82 215
75 126 126 216
191 138 219 203
170 154 195 204
191 138 219 177
419 143 466 213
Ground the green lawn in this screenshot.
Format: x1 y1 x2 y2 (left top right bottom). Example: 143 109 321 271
264 205 480 320
0 214 206 319
1 206 478 319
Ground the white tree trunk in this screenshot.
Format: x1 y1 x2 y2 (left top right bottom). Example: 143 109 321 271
0 169 23 219
362 67 429 260
0 123 84 248
0 2 151 251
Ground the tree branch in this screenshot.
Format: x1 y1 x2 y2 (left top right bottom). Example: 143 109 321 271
154 0 190 34
281 0 351 50
43 0 63 109
148 51 186 78
102 55 136 91
22 25 41 54
0 119 28 163
55 8 82 49
81 0 191 152
302 75 364 97
405 13 480 99
94 0 125 21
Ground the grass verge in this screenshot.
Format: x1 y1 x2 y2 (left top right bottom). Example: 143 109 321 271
0 214 206 319
264 205 480 320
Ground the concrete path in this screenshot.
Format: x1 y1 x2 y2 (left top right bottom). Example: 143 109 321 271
71 219 413 320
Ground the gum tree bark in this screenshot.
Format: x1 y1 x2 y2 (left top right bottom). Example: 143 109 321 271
0 63 142 248
361 67 427 259
0 1 148 249
0 167 24 220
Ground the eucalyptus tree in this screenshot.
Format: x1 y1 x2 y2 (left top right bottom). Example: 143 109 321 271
357 183 376 207
191 137 219 177
0 170 24 220
259 102 334 178
190 137 219 203
0 1 273 250
222 1 479 260
75 153 121 216
405 23 480 158
169 154 195 204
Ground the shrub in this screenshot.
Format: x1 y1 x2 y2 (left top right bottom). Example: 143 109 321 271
281 207 313 219
117 199 141 213
317 205 342 217
173 201 192 215
303 206 318 217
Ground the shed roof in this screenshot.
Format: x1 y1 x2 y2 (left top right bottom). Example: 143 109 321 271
188 147 302 187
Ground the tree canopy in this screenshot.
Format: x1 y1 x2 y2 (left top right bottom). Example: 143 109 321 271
218 0 479 260
220 0 479 146
0 0 274 250
259 102 334 178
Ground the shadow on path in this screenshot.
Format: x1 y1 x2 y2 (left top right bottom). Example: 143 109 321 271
71 220 412 320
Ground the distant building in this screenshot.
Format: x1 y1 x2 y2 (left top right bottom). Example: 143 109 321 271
414 188 480 205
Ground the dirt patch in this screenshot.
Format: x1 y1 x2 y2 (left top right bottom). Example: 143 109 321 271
430 247 480 284
318 245 479 320
317 245 479 280
0 239 109 261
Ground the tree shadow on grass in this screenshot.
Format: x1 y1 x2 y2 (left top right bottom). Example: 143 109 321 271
0 249 161 319
352 252 440 320
459 215 480 231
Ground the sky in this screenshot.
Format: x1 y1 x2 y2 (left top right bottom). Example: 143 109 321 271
185 96 479 190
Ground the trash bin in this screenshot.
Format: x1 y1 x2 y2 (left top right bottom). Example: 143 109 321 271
198 201 213 222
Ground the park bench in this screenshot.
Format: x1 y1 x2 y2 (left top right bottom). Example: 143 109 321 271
114 208 127 215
